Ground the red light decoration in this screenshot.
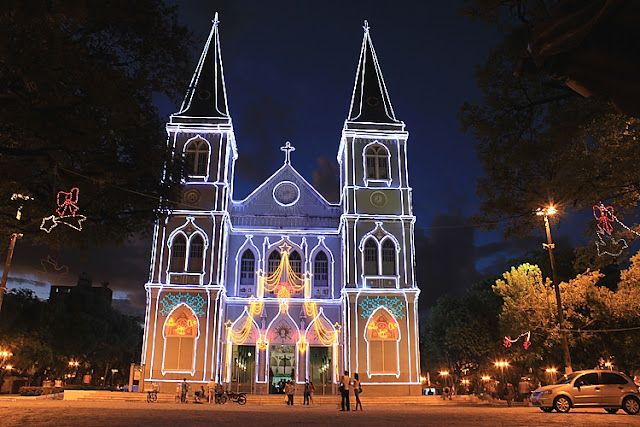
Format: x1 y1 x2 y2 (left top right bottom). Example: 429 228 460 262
593 204 615 236
503 331 531 350
56 187 80 217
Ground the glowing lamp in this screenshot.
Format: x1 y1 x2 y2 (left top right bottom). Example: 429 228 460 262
481 375 491 382
545 367 557 374
438 371 449 377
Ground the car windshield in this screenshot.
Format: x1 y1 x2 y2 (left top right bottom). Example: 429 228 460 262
556 373 579 385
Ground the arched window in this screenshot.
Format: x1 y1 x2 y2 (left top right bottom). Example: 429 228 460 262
185 139 209 176
366 309 399 375
188 234 204 272
381 239 396 276
363 239 378 275
163 305 198 371
170 234 187 272
289 250 302 275
313 251 328 287
240 250 255 286
365 144 389 180
268 251 281 274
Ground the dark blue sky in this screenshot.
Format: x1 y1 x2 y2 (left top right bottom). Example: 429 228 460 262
8 1 591 311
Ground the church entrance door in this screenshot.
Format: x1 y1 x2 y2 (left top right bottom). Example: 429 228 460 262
309 346 332 395
231 345 255 393
268 345 296 394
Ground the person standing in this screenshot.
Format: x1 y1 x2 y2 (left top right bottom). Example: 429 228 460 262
287 380 296 406
309 381 315 405
505 382 515 407
206 379 215 403
303 379 311 405
353 373 363 411
340 371 352 411
180 378 189 403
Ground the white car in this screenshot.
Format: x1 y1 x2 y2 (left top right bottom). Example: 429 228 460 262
531 370 640 414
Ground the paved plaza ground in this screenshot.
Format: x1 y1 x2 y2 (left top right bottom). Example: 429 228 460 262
0 400 638 426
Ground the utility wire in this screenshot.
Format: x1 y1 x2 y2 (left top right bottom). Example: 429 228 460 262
560 326 640 333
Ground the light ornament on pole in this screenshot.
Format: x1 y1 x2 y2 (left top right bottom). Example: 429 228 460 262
503 331 531 350
40 187 87 233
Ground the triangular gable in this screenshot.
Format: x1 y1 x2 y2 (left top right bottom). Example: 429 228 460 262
229 164 341 229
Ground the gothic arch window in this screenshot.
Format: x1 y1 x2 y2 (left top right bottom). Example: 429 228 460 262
184 138 209 177
364 144 390 181
188 234 205 272
163 305 198 372
313 251 328 287
267 251 281 274
289 250 302 275
365 309 399 375
240 250 256 286
170 234 187 272
363 238 379 275
381 239 396 276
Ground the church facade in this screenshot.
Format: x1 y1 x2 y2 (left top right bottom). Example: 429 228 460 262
141 16 421 395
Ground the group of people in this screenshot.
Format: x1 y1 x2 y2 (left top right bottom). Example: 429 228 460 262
339 371 363 411
176 378 225 404
283 379 316 405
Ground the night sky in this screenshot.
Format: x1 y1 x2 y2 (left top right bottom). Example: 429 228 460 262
7 1 584 315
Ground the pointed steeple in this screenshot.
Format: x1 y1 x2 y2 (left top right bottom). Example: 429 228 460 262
172 13 230 123
347 20 400 126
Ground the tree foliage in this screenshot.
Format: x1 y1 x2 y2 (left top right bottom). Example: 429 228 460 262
0 289 142 386
423 280 502 378
0 2 192 246
460 0 640 238
493 260 640 373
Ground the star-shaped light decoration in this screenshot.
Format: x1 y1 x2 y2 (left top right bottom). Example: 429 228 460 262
278 241 292 254
40 215 59 233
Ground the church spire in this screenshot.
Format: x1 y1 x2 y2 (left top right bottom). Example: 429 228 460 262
173 12 230 122
346 20 399 125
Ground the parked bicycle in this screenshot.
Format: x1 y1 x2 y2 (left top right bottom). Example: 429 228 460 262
147 390 158 403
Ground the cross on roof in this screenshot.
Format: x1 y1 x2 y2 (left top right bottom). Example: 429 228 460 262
280 141 295 164
363 19 370 33
212 12 220 26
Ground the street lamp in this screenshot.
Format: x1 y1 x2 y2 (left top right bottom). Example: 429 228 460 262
604 361 613 371
536 204 572 374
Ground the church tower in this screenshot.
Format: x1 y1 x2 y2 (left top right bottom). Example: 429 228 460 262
338 21 421 394
142 13 235 385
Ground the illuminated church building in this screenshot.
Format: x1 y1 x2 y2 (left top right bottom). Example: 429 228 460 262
142 17 421 395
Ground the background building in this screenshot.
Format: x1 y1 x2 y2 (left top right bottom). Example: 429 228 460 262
142 16 421 395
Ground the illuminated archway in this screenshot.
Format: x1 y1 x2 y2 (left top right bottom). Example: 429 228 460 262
364 307 400 377
162 304 200 374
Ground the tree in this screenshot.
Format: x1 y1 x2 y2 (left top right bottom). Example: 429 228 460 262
423 279 502 381
460 1 640 239
0 2 191 246
493 260 640 373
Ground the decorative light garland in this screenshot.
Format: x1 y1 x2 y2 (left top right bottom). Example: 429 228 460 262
159 292 207 317
593 203 638 257
503 331 531 350
358 296 405 320
40 187 87 233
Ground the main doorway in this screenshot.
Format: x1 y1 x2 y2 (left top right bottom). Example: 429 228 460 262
309 346 333 395
268 345 296 394
230 345 255 393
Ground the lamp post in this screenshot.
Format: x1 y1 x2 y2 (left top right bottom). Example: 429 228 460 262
536 205 572 374
0 192 32 313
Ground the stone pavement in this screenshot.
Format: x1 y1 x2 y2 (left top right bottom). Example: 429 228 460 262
0 400 638 426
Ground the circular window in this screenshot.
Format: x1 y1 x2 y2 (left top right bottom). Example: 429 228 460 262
370 191 387 207
273 181 300 206
183 189 200 205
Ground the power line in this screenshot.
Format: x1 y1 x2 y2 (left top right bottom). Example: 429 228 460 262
560 326 640 333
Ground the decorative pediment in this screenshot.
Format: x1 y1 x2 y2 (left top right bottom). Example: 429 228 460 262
230 164 340 229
